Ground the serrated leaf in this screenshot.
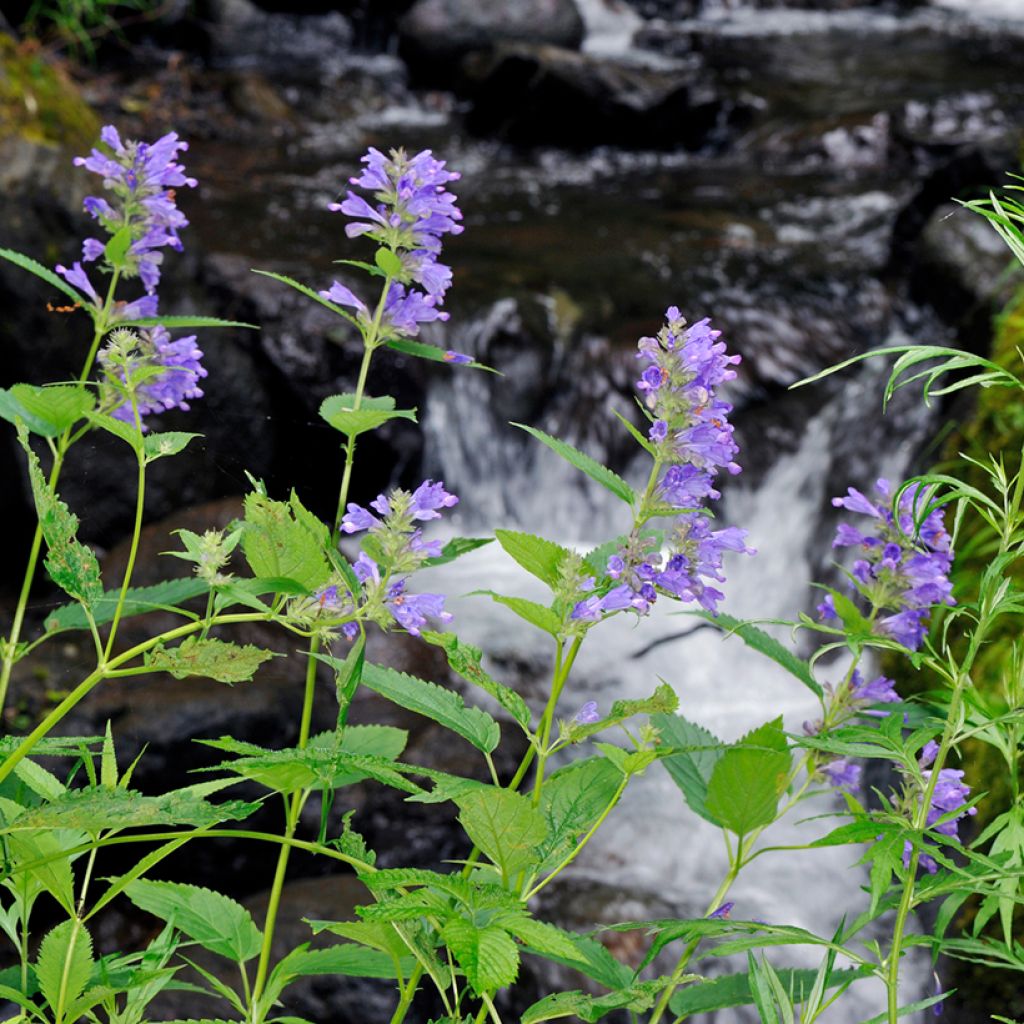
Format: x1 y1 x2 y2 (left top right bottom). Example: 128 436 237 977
361 662 501 754
6 384 94 436
269 943 409 985
5 787 257 832
423 537 493 568
251 269 360 325
85 410 144 451
421 631 530 729
307 919 406 961
241 492 332 592
143 431 201 462
695 612 821 697
475 591 562 636
536 757 624 869
319 393 417 439
493 530 573 589
35 920 93 1024
45 578 209 632
441 919 519 994
513 423 635 505
125 880 262 962
705 717 790 836
454 787 547 880
2 828 77 914
330 810 376 868
383 337 496 371
145 636 275 683
653 713 725 825
0 247 89 305
19 430 102 607
505 918 580 961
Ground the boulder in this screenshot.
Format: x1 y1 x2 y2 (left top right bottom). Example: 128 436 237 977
398 0 585 68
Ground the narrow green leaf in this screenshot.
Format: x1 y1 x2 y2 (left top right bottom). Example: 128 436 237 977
250 269 360 325
653 713 725 825
319 393 417 439
454 787 548 879
613 408 656 454
513 423 635 505
361 662 501 754
421 631 531 729
0 247 89 305
124 880 263 962
475 590 562 636
117 316 259 330
383 336 497 371
101 722 117 790
270 943 408 982
422 536 493 567
494 529 573 589
145 636 275 684
694 612 821 697
85 410 144 452
45 578 209 632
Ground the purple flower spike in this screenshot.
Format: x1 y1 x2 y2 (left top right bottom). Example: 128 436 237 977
410 480 459 520
385 580 452 636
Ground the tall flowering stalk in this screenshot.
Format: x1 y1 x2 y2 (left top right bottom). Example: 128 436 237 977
573 309 753 626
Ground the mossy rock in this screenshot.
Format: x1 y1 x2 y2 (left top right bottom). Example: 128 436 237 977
0 33 98 148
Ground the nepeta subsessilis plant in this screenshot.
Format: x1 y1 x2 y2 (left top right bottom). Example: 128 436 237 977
1 131 1022 1024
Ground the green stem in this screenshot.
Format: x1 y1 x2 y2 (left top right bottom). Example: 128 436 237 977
531 636 582 805
388 967 424 1024
103 436 146 660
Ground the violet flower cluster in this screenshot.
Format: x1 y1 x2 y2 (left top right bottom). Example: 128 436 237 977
905 741 976 874
572 310 753 623
320 148 464 343
821 478 954 650
60 126 207 422
325 480 458 637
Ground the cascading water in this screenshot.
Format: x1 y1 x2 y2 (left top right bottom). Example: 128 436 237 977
418 312 944 1019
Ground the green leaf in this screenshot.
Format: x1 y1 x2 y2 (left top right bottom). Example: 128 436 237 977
308 919 406 961
1 827 77 914
124 880 263 962
374 247 404 276
19 429 103 607
383 337 497 372
441 918 519 994
145 636 275 684
104 225 133 267
4 787 257 832
568 684 679 742
319 393 417 439
0 247 89 305
829 590 874 638
536 757 624 869
35 920 94 1024
3 384 95 437
421 631 531 729
241 492 332 592
316 635 365 727
704 717 790 836
423 537 493 568
475 591 562 636
520 931 632 990
668 966 869 1016
251 269 360 325
143 432 201 462
269 942 409 985
694 612 821 697
117 316 260 330
505 918 582 962
493 530 573 589
613 407 656 454
454 787 547 879
513 423 635 506
85 410 144 451
330 810 376 868
653 713 725 825
521 979 675 1023
45 578 209 632
361 662 501 754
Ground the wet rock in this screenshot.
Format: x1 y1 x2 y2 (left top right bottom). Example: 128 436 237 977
463 43 723 148
203 0 354 80
399 0 585 70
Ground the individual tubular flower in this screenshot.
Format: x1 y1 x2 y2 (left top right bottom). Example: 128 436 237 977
572 308 753 624
67 125 196 296
98 325 207 424
822 758 862 794
824 479 954 651
319 147 463 341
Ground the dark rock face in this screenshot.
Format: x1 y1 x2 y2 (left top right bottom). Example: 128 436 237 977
463 43 726 148
398 0 585 66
